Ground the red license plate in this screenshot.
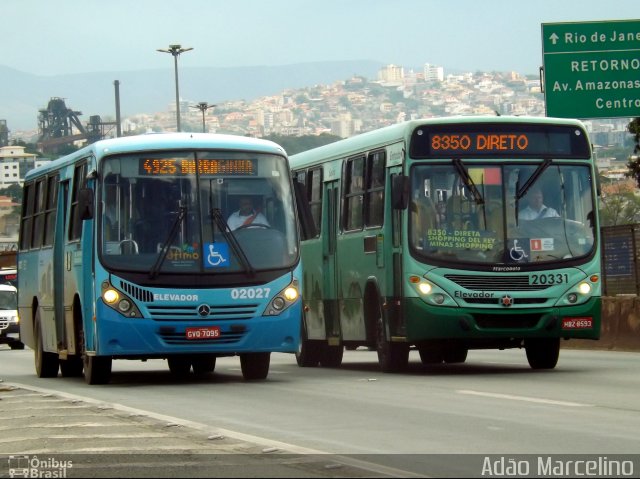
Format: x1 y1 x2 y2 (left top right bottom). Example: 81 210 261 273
185 326 221 340
561 317 593 330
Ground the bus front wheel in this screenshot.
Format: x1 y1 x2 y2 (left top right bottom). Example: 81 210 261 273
83 355 112 385
295 319 321 367
168 356 192 377
525 338 560 369
375 315 409 373
240 352 270 380
34 311 59 378
192 355 216 375
319 344 343 368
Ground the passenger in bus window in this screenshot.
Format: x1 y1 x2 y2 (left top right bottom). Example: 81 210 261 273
520 187 560 220
227 196 269 231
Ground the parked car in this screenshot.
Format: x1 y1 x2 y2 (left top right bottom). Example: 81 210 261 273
0 268 17 287
0 284 23 349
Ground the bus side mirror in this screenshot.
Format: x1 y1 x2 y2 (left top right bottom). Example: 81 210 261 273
78 188 94 220
391 174 410 210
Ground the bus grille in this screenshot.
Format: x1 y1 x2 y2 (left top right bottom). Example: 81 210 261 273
118 281 154 302
148 304 259 321
473 314 542 329
158 330 246 345
444 275 549 291
463 297 548 305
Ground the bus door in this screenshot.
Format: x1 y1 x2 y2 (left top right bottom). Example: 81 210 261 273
54 181 68 351
322 180 341 344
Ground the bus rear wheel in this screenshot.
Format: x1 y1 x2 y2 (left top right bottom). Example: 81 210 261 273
34 311 59 378
240 352 270 380
525 338 560 369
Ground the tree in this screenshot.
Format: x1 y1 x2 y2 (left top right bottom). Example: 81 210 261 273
625 117 640 187
0 184 22 203
599 178 640 226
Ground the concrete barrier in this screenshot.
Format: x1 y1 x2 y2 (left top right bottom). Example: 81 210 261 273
563 296 640 351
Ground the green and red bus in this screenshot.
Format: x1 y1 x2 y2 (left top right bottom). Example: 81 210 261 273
290 116 601 371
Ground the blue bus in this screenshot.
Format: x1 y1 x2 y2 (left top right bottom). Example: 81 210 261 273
18 133 309 384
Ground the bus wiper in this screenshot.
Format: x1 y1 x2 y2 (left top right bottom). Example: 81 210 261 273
516 158 552 200
452 159 484 205
149 207 187 279
211 208 255 277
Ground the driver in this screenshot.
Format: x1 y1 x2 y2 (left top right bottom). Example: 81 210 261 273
227 196 270 231
520 187 559 220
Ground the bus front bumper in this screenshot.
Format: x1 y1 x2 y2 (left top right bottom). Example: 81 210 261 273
93 302 301 357
404 297 601 343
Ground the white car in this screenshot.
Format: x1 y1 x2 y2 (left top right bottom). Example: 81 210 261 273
0 284 23 350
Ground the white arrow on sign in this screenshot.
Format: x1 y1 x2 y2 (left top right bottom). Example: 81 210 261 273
549 33 559 45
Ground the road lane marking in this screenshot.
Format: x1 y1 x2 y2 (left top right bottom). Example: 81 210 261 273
457 389 593 407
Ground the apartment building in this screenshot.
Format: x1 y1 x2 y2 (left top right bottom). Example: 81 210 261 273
0 145 49 188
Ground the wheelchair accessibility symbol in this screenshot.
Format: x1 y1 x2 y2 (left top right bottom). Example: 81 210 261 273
205 242 230 268
509 239 529 262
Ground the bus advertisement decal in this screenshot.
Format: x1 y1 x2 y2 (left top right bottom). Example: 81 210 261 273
530 238 554 251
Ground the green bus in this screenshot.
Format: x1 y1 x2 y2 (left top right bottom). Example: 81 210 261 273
290 116 601 371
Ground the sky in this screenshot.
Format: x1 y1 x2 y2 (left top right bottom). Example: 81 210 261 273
4 0 639 76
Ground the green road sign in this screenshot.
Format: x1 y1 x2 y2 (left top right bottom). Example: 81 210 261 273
541 19 640 119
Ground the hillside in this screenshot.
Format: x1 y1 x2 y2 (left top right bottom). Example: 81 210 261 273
0 61 385 131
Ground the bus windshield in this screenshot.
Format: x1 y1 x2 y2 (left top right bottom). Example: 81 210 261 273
100 150 298 274
409 161 595 266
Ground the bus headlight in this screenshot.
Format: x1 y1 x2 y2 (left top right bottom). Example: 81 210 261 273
556 277 598 307
409 275 455 307
418 282 432 295
283 287 298 301
101 282 142 318
103 289 119 304
578 282 591 294
264 281 300 316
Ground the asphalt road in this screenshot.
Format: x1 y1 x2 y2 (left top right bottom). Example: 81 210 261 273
2 346 640 477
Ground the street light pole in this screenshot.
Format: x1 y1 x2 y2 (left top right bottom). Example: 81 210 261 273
192 102 216 132
157 44 193 132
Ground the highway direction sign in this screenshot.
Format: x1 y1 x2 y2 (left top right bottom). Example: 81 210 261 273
541 19 640 119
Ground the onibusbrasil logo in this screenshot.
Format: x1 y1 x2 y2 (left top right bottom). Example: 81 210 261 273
7 455 73 478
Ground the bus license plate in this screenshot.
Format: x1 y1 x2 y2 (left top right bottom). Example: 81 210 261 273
561 317 593 330
186 326 221 340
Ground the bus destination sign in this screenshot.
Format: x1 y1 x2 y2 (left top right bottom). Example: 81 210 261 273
410 125 590 159
139 158 257 176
